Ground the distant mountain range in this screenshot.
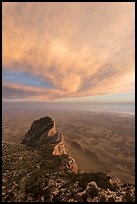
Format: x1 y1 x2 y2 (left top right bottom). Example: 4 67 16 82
2 116 135 202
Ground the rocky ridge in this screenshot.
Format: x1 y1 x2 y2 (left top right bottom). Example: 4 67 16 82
2 116 135 202
21 116 77 173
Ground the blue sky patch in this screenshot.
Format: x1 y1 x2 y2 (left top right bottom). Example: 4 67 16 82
3 70 53 89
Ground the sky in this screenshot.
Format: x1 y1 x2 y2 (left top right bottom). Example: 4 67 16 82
2 2 135 103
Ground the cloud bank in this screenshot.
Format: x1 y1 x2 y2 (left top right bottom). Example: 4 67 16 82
2 2 135 100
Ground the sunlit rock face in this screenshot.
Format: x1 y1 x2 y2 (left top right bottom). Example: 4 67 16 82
22 116 77 173
53 134 68 155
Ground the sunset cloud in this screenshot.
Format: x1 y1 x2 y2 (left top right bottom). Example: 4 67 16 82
2 81 66 100
2 2 135 100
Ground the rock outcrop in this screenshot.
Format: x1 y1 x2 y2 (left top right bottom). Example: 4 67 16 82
22 116 57 147
52 134 68 155
2 116 135 202
77 173 135 202
22 116 77 173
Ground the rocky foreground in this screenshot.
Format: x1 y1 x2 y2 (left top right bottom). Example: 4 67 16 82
2 117 135 202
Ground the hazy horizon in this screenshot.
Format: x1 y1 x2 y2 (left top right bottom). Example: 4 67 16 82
2 101 135 115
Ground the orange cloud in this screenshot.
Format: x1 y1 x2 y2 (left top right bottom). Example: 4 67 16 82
2 2 135 100
2 81 66 100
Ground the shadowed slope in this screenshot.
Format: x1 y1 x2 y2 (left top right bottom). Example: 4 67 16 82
2 116 135 202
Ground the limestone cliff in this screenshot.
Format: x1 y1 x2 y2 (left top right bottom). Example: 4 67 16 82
52 134 68 155
22 116 77 173
22 116 57 147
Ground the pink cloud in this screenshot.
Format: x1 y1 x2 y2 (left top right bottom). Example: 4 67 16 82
2 2 135 100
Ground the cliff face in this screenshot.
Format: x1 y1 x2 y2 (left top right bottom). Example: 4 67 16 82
22 117 57 147
52 134 68 155
22 116 77 173
2 116 135 202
